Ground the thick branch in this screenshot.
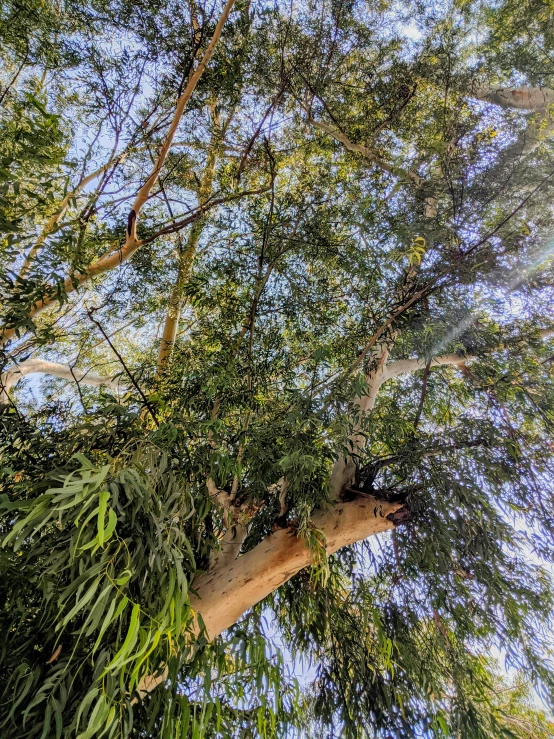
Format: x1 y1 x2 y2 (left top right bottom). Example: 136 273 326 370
472 84 554 113
385 353 468 379
329 345 391 498
206 478 250 570
192 495 400 638
385 328 553 380
0 359 124 403
469 83 554 178
0 190 260 347
136 494 401 698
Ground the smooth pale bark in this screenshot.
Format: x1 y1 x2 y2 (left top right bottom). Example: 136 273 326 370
136 494 400 698
126 0 236 243
17 159 125 281
472 84 554 112
206 477 250 571
156 229 202 373
385 353 468 379
307 84 554 223
472 84 554 174
190 495 400 638
0 359 123 403
326 331 554 500
307 115 423 186
135 331 554 698
329 345 391 498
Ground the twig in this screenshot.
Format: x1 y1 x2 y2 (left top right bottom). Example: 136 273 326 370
86 308 159 426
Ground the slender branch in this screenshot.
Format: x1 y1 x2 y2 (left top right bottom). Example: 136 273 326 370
306 113 424 186
137 188 267 246
157 102 232 374
1 188 261 347
0 56 27 106
385 327 554 380
360 438 492 480
328 327 553 499
86 309 159 427
17 157 127 280
127 0 237 243
464 166 554 257
236 78 288 182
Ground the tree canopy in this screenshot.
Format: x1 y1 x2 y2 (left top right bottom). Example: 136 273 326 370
1 0 554 736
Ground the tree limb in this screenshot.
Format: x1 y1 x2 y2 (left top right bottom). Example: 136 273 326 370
136 493 401 699
0 359 124 404
306 114 424 186
471 84 554 113
385 353 469 379
0 0 238 346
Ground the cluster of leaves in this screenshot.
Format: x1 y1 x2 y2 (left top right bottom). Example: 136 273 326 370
1 0 554 737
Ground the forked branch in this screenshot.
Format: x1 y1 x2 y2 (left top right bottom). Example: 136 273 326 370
0 0 238 346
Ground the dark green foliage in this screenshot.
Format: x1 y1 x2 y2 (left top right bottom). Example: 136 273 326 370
1 0 554 736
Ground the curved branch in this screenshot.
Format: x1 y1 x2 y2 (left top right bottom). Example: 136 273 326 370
0 359 124 403
0 0 237 347
327 328 554 499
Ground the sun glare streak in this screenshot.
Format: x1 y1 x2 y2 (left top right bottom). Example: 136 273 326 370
431 235 554 357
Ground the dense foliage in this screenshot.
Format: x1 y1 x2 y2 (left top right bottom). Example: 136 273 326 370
1 0 554 736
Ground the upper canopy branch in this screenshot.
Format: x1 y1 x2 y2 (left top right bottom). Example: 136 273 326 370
328 327 553 499
305 111 424 187
304 82 554 223
471 83 554 113
385 353 468 379
0 187 260 347
0 0 238 347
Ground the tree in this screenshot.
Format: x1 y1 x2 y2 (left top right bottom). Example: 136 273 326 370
1 0 554 736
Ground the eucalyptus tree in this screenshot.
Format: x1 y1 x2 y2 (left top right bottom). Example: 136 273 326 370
1 0 554 737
